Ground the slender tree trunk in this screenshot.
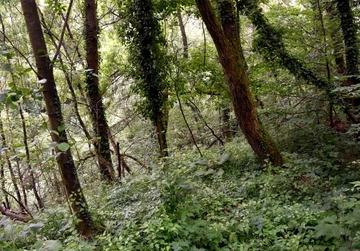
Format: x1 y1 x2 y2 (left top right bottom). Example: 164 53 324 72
5 108 28 209
85 0 114 180
20 0 92 237
221 108 232 141
0 117 23 210
177 11 204 151
0 162 10 209
19 104 43 209
39 14 110 177
177 10 188 59
312 0 334 125
195 0 283 166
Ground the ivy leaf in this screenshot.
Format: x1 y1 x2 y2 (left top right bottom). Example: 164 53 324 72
57 142 70 152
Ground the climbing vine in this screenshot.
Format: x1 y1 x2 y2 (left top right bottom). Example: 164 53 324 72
120 0 168 122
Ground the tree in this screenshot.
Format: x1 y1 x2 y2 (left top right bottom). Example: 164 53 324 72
85 0 114 180
238 0 358 123
195 0 283 166
335 0 360 108
122 0 169 157
19 0 92 237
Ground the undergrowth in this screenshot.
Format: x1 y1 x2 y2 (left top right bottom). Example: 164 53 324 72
2 124 360 250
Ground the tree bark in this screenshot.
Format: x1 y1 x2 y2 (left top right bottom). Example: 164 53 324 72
85 0 114 180
177 10 188 59
335 0 360 107
0 205 30 222
1 163 10 209
326 3 346 75
221 107 232 141
195 0 283 166
20 0 92 237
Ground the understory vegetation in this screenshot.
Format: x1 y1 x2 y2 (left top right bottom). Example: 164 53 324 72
2 123 360 250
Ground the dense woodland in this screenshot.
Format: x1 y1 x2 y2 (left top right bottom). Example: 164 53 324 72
1 0 360 250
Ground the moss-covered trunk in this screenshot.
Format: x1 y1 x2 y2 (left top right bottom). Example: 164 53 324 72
20 0 92 237
125 0 169 158
335 0 360 108
195 0 283 166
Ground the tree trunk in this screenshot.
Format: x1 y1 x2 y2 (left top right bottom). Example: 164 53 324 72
155 114 169 158
0 161 10 209
335 0 360 108
195 0 283 166
126 0 169 158
85 0 114 180
177 10 188 59
19 104 43 209
0 117 23 210
221 107 232 141
326 2 346 75
40 15 110 179
20 0 92 237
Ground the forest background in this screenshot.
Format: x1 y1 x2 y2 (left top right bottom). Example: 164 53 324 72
1 0 360 250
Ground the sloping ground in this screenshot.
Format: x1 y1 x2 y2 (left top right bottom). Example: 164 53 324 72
2 124 360 250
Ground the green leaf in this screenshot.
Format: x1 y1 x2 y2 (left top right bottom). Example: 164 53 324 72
39 240 63 251
51 130 59 136
0 217 9 226
0 93 6 104
215 168 224 177
32 240 62 251
57 125 65 132
313 223 344 240
217 153 230 165
57 142 70 152
1 63 13 72
28 223 44 232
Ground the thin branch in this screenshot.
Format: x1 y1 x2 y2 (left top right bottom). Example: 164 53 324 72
1 188 33 219
175 81 203 157
0 15 38 76
0 205 30 222
51 0 74 62
122 153 147 170
188 99 224 146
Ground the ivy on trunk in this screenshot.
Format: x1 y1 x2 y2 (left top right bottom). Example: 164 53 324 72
335 0 360 109
122 0 169 157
